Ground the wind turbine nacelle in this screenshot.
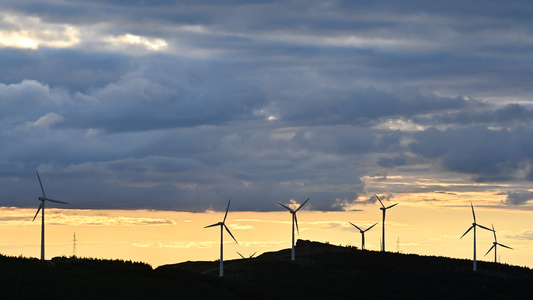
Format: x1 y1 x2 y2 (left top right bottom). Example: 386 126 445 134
38 197 46 201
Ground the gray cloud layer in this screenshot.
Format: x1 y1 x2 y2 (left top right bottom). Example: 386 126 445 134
2 1 533 211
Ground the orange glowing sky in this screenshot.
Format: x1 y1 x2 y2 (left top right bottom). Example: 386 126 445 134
2 192 532 268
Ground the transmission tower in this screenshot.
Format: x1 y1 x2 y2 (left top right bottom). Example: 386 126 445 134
396 236 400 253
72 232 77 257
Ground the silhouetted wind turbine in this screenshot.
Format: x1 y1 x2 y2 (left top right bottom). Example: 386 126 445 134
237 251 257 259
375 194 397 252
460 202 492 271
349 222 378 250
33 170 68 260
278 197 310 261
204 199 238 277
485 224 513 263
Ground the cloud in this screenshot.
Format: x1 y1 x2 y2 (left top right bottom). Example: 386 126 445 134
104 33 168 52
2 1 533 212
277 89 470 127
377 154 418 169
0 80 67 116
0 48 129 92
333 194 390 210
413 103 533 127
501 191 533 206
507 230 533 240
0 207 176 226
409 126 533 181
27 112 64 130
0 12 79 49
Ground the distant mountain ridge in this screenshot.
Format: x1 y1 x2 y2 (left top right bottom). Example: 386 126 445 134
1 240 531 299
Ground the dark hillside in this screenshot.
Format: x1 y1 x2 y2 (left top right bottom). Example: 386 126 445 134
160 240 533 300
1 240 532 299
0 255 239 299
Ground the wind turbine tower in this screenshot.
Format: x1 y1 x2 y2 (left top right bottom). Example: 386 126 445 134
349 222 377 250
460 203 492 271
278 197 310 261
204 199 238 277
485 224 513 263
33 171 68 260
375 194 398 252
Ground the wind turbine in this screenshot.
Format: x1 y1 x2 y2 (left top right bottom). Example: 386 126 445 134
33 170 68 260
204 199 238 277
349 222 378 250
375 194 397 252
237 251 257 259
460 203 492 271
278 197 310 261
485 224 513 263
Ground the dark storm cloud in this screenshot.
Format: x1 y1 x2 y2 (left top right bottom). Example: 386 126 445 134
377 155 412 169
0 48 129 91
2 1 533 211
65 61 267 133
410 126 533 181
413 103 533 127
277 88 470 127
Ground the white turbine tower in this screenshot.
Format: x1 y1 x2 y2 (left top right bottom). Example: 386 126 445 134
375 194 397 252
349 222 378 250
204 199 238 277
278 197 310 261
33 170 68 260
485 224 513 263
460 203 492 271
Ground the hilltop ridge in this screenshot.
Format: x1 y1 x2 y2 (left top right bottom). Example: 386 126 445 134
1 240 531 299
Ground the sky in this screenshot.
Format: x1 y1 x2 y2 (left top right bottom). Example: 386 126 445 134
2 1 533 267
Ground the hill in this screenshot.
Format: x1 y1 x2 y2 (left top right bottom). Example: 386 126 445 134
1 240 532 299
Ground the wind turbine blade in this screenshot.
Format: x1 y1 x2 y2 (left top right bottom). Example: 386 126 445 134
386 203 398 210
250 252 257 258
498 243 513 250
36 170 46 199
365 222 378 232
46 199 68 204
349 222 362 231
375 194 385 208
295 197 310 212
470 202 476 223
484 244 495 257
223 199 231 223
204 222 220 228
492 224 497 241
224 224 238 244
32 203 43 222
237 251 244 259
278 203 293 212
294 213 299 235
460 225 474 239
477 224 493 231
